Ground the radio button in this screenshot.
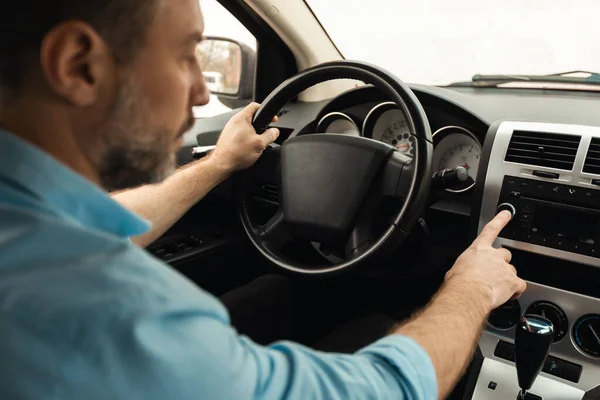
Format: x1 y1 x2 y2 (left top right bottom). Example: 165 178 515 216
518 222 532 232
582 190 594 200
519 212 533 222
520 181 531 188
505 177 519 188
497 203 516 219
581 244 597 257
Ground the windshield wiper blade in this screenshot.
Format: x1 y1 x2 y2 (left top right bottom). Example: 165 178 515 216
546 70 600 83
447 70 600 88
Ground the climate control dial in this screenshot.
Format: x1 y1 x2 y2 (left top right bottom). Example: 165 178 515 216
572 314 600 358
525 301 568 342
488 299 521 330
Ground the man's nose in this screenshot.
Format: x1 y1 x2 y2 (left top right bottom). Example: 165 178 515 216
192 74 211 107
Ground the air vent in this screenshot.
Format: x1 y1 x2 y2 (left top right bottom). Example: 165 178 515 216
505 130 581 170
583 138 600 175
250 183 279 206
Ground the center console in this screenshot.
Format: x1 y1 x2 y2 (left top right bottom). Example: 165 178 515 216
468 121 600 399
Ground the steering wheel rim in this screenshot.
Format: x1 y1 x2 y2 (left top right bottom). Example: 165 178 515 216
236 60 433 275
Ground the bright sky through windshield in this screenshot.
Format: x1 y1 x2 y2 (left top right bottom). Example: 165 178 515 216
306 0 600 85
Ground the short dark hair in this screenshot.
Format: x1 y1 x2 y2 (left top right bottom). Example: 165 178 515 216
0 0 158 101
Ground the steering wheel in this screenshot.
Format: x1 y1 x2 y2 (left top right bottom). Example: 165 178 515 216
236 60 432 275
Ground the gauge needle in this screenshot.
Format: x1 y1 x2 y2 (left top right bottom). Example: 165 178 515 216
397 143 409 151
590 325 600 345
460 163 470 169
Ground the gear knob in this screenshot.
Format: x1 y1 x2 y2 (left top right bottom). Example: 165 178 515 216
514 315 554 398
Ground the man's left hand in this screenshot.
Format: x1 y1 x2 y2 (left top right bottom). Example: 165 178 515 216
209 103 279 173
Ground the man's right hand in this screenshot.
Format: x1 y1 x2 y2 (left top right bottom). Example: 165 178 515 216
445 210 527 311
209 103 280 174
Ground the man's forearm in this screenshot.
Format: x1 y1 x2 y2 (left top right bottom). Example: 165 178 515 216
395 281 492 399
112 156 231 247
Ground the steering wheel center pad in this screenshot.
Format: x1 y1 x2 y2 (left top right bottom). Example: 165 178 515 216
281 134 394 243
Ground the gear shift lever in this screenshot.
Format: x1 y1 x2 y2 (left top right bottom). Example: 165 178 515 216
514 314 554 399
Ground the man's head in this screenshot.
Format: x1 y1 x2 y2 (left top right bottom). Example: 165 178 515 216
0 0 210 190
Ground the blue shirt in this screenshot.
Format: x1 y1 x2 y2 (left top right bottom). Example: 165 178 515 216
0 129 437 400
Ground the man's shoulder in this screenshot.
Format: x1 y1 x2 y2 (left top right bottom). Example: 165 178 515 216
0 206 231 399
0 201 227 328
0 200 124 265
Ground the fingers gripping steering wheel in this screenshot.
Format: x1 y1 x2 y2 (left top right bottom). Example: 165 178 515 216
236 60 433 275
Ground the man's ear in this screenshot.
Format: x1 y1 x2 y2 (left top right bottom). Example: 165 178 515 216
40 21 115 107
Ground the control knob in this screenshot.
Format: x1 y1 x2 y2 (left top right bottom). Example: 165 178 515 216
497 203 516 219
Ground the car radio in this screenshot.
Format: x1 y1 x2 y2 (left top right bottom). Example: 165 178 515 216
496 175 600 258
475 121 600 269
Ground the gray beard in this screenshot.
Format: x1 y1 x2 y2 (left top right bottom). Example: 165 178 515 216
87 76 189 191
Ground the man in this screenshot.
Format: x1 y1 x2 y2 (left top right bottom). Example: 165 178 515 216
0 1 526 399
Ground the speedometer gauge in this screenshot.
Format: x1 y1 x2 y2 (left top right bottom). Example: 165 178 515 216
316 112 361 136
432 126 482 193
363 102 414 157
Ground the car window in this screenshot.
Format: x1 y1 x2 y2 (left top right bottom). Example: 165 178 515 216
194 0 257 118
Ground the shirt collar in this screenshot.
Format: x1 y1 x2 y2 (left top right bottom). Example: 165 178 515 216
0 129 150 238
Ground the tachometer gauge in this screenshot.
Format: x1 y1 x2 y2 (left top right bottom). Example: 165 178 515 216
316 112 360 136
363 102 414 157
432 126 482 193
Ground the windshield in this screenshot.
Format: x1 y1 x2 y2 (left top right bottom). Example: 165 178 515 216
305 0 600 86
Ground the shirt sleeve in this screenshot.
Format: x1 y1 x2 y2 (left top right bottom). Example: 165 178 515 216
71 300 438 400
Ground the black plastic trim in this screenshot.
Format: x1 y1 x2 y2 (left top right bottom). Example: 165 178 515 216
584 385 600 400
462 346 485 400
216 0 297 102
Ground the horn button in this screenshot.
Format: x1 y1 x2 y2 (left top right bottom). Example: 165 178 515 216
281 134 394 244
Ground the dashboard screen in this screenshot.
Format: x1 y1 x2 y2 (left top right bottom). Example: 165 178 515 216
533 204 599 244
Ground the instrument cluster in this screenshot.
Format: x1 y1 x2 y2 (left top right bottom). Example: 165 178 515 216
316 102 483 193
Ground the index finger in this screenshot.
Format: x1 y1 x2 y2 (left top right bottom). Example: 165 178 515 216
239 102 261 122
473 210 512 247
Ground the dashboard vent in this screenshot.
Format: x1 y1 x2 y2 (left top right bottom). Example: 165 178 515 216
583 138 600 175
505 130 581 170
250 183 279 206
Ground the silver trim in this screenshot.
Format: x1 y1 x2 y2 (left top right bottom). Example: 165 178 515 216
478 121 600 268
316 112 360 134
191 145 216 156
570 314 600 360
519 314 553 334
480 281 600 392
472 358 584 400
497 203 516 219
192 143 279 157
361 101 412 138
432 125 482 193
